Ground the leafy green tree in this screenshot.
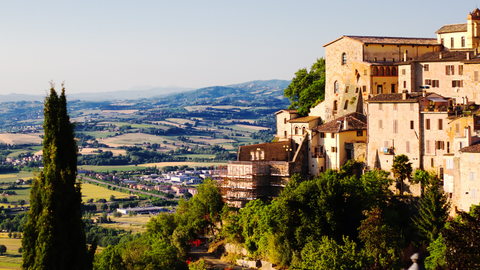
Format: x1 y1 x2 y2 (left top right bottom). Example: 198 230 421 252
284 58 325 115
359 207 402 269
22 85 93 270
109 195 115 201
424 235 446 270
17 199 25 206
412 169 436 196
0 244 6 255
413 180 450 244
293 236 367 270
391 154 413 195
441 206 480 269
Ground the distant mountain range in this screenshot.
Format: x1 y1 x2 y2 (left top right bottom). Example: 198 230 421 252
0 80 291 102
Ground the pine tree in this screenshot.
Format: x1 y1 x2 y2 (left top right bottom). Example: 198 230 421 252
22 84 93 269
413 181 450 244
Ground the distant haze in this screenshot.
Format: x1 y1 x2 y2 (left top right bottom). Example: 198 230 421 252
0 1 474 95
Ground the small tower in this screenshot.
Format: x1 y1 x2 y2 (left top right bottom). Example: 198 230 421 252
466 8 480 48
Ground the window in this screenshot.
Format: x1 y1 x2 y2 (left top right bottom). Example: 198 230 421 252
320 132 325 138
402 69 406 75
250 151 255 160
426 140 431 153
451 37 454 48
333 100 338 111
410 120 414 129
446 65 454 75
471 172 476 181
459 65 464 75
392 67 397 76
403 81 407 88
363 85 366 92
447 142 450 153
373 67 378 76
344 100 349 110
393 120 398 133
384 141 389 148
438 119 443 130
379 120 383 129
410 103 414 111
334 81 339 93
446 158 453 169
441 38 444 45
462 36 466 47
406 141 410 153
385 67 391 76
391 84 395 93
374 57 377 62
379 67 384 76
356 130 363 137
471 153 475 162
424 64 429 71
471 189 477 198
432 80 440 88
393 104 398 111
342 53 347 65
345 86 349 93
331 133 335 138
284 130 287 138
437 141 445 150
425 79 432 86
331 147 337 152
455 123 460 133
431 158 434 167
284 118 287 124
295 126 298 135
426 119 431 130
379 103 383 111
302 127 306 135
452 80 464 87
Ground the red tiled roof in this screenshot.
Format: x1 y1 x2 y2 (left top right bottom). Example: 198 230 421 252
275 109 298 115
366 93 425 103
324 36 439 47
314 112 366 133
460 142 480 153
288 116 320 123
436 23 467 34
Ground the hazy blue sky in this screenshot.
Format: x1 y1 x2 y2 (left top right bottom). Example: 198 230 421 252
0 1 477 95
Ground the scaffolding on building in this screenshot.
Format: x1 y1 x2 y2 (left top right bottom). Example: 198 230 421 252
220 161 291 208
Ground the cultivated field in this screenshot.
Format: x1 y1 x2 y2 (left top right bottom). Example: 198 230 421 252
98 215 154 234
0 172 34 183
98 133 168 147
0 235 22 269
0 134 42 145
81 182 131 202
79 148 126 156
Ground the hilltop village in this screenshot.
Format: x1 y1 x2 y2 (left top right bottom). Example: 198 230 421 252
222 9 480 212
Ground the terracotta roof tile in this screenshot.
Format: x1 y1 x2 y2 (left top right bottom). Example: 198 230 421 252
345 36 439 45
366 93 425 103
275 109 298 115
413 50 474 61
460 142 480 153
436 23 467 34
288 116 320 123
315 112 366 133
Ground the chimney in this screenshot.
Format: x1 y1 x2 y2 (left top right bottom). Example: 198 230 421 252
467 52 471 60
402 90 408 100
439 51 443 59
343 119 348 130
404 51 407 61
422 90 426 97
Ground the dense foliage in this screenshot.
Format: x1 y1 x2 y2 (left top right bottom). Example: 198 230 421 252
22 86 94 270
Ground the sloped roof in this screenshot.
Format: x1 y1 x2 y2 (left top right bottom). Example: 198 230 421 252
315 112 366 133
436 23 467 34
413 50 474 61
275 109 298 115
288 116 320 123
460 142 480 153
324 36 439 47
366 93 425 103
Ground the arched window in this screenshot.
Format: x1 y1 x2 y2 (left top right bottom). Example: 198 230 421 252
334 81 339 93
302 127 306 135
344 100 349 110
373 67 378 76
391 67 397 76
342 53 347 65
385 67 391 76
379 67 384 76
333 100 338 111
295 126 298 135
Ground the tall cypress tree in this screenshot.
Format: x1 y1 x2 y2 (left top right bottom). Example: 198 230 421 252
22 84 93 269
